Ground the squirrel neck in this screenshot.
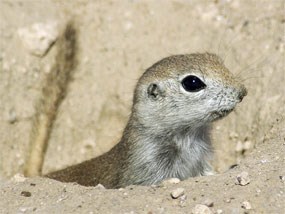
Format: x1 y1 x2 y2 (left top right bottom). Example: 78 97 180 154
119 112 213 186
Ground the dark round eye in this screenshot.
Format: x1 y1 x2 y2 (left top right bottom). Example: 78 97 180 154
181 75 206 92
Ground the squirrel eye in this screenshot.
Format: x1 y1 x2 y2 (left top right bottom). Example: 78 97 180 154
181 75 206 92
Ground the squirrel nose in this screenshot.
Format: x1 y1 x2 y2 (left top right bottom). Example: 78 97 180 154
237 85 247 102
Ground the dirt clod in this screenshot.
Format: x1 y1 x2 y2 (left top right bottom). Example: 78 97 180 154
171 188 185 199
236 172 250 186
241 201 252 210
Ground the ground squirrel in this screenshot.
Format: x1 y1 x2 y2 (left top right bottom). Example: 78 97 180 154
46 52 247 188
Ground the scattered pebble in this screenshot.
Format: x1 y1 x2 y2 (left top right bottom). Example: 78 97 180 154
243 141 252 150
18 207 35 213
192 204 213 214
17 22 59 57
6 108 17 124
279 175 285 183
56 195 68 203
171 187 185 199
11 173 27 182
179 194 187 207
229 131 239 139
216 209 223 214
20 191 32 197
224 198 231 203
241 201 252 210
94 184 105 190
203 198 214 207
236 171 250 186
162 177 181 186
235 140 252 153
235 141 243 152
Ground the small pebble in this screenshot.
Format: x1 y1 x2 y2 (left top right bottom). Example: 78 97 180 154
243 141 252 150
216 209 223 214
179 194 187 207
192 204 213 214
279 175 285 183
203 198 214 207
171 187 185 199
20 191 32 197
236 171 250 186
11 173 27 182
94 184 105 190
18 207 28 212
7 108 17 124
229 131 239 139
162 178 181 185
241 201 252 210
224 198 231 203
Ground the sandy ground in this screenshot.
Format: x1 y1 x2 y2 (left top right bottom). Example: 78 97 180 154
0 0 284 213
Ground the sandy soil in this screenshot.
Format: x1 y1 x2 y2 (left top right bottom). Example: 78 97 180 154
0 0 284 213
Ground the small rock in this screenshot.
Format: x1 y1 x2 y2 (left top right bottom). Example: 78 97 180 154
235 141 243 152
224 198 231 203
162 178 181 185
56 195 68 203
11 173 27 182
243 140 252 150
236 171 250 186
179 194 187 207
216 209 223 214
18 207 29 213
6 108 17 124
192 204 213 214
20 191 32 197
229 131 239 139
203 199 214 207
18 22 58 57
171 187 185 199
241 201 252 210
94 184 105 190
279 175 285 183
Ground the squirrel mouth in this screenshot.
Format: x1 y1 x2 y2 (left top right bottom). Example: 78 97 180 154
212 108 233 119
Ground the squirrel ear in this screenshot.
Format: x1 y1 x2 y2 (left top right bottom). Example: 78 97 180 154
147 83 164 100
